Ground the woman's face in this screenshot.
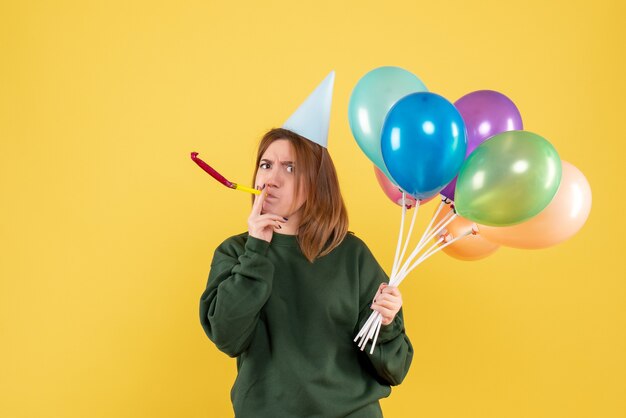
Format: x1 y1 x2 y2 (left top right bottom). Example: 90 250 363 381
255 139 306 218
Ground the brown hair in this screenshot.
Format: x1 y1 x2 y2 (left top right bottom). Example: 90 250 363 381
251 128 349 262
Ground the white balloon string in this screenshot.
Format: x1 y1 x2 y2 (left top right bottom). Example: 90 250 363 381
356 311 380 347
394 199 420 280
362 320 377 349
369 318 383 355
394 230 472 287
354 199 464 353
391 211 457 286
405 238 444 275
354 310 377 342
390 192 407 279
418 205 454 251
360 312 381 350
392 237 444 287
405 232 469 277
419 212 457 254
416 200 446 250
393 207 453 282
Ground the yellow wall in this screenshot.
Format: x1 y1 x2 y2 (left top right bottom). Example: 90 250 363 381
1 1 624 417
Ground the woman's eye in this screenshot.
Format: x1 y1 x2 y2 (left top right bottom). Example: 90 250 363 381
260 162 270 169
286 165 294 173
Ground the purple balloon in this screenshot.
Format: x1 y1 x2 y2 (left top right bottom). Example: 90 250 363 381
440 90 523 201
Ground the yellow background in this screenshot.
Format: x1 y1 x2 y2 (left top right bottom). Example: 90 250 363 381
1 1 624 417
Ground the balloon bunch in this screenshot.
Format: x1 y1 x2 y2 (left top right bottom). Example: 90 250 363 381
349 66 592 353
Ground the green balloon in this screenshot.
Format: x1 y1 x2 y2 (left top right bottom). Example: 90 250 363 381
455 130 562 227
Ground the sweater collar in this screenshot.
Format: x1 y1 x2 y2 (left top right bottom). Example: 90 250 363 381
270 232 300 247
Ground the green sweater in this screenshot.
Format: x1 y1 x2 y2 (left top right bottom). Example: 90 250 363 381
199 231 413 418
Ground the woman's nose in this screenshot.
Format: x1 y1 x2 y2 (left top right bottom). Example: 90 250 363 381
267 170 280 187
262 168 281 188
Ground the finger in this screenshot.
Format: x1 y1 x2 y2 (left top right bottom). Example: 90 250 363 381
256 213 288 223
372 305 398 321
382 286 401 297
373 299 400 311
255 185 268 214
251 216 287 231
372 283 386 303
379 293 401 305
374 292 401 304
372 290 382 304
253 217 285 231
371 304 394 321
376 294 399 304
376 285 402 299
252 184 267 215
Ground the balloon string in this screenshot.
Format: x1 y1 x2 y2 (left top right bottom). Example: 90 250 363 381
390 200 420 280
369 317 383 355
358 311 381 350
391 237 443 287
355 238 450 354
395 238 444 286
394 230 472 287
394 198 420 280
361 312 381 351
357 231 473 352
401 231 470 281
361 229 471 353
355 199 461 353
398 202 452 275
354 310 377 342
399 211 456 280
417 199 446 249
358 201 449 351
393 209 456 285
390 192 407 280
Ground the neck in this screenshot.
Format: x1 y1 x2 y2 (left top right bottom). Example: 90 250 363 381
279 209 301 235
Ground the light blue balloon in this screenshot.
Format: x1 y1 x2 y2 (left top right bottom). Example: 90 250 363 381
381 92 467 200
348 67 427 183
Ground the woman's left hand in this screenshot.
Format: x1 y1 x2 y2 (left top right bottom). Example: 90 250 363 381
371 283 402 326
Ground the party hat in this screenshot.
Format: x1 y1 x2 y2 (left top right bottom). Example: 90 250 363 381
282 71 335 148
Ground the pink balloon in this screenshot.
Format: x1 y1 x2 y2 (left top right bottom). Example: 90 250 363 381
478 161 592 249
374 166 434 208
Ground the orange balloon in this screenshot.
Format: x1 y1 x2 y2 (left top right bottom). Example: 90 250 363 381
433 202 499 261
478 161 592 249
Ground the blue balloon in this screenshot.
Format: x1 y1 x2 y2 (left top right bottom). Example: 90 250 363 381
381 92 467 200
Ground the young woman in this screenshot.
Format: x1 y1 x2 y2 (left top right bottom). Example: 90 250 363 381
199 128 413 418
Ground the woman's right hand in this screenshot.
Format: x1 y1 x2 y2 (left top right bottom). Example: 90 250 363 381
248 185 287 242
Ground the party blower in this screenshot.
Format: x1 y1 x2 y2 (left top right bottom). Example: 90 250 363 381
190 152 260 195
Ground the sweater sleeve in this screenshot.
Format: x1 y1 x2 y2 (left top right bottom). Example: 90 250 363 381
354 240 414 386
356 304 413 385
199 235 275 357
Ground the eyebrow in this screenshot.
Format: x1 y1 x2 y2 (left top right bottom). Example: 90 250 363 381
260 158 294 166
